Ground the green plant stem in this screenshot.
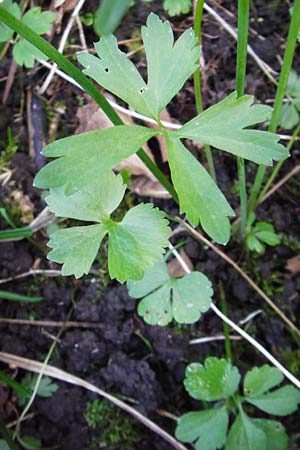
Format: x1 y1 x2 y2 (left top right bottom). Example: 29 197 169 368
219 284 232 362
236 0 250 239
248 0 300 212
258 123 300 201
193 0 216 182
0 7 178 202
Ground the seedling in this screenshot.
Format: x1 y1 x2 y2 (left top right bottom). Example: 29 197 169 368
17 373 59 406
176 358 300 450
245 212 281 254
30 13 287 280
0 0 55 67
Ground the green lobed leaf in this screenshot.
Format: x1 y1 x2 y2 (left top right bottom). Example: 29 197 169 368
279 103 299 130
246 235 264 253
13 39 47 68
163 0 192 16
244 365 284 397
78 36 153 118
48 224 107 278
175 407 228 450
107 203 169 282
128 259 213 325
184 357 241 401
141 13 199 118
253 419 288 450
0 0 20 42
245 385 300 416
79 13 199 120
34 125 157 193
18 373 59 406
165 135 234 244
46 172 126 222
21 7 55 35
225 412 267 450
287 70 300 98
174 92 288 165
254 230 280 246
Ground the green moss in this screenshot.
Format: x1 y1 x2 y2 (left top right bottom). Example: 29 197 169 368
85 399 138 450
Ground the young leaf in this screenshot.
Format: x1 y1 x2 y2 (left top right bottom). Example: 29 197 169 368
246 235 264 253
0 0 20 42
79 13 200 120
141 13 199 118
279 103 299 130
254 230 280 246
128 259 213 325
21 7 55 35
166 135 234 244
78 36 153 119
163 0 192 16
184 357 241 401
174 92 288 165
244 365 284 397
107 203 170 282
245 385 300 416
18 374 59 406
13 40 47 68
252 419 288 450
175 407 228 450
45 173 169 281
34 125 157 193
46 171 126 222
48 224 107 278
225 412 267 450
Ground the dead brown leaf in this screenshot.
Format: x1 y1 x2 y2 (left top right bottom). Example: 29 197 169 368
286 255 300 276
167 249 193 278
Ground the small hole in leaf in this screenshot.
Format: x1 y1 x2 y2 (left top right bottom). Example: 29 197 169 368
145 310 150 315
140 87 146 94
275 424 282 431
104 67 109 73
164 309 168 314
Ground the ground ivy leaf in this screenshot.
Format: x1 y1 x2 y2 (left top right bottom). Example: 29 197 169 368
46 172 126 222
34 125 157 193
253 419 288 450
107 203 169 283
166 135 234 244
184 357 241 401
141 13 199 118
48 224 107 278
225 412 267 450
175 407 228 450
245 385 300 416
13 39 48 68
0 0 21 42
128 259 213 325
21 7 55 35
174 92 288 165
78 36 154 118
244 365 284 397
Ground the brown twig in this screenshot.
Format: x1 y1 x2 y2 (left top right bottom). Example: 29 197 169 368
0 318 102 329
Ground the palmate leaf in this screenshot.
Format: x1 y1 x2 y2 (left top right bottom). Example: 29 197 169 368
225 412 267 450
13 39 48 68
175 407 228 450
174 92 288 165
127 259 212 325
45 173 169 281
184 357 241 401
78 13 199 121
33 125 157 193
21 7 56 35
165 135 234 244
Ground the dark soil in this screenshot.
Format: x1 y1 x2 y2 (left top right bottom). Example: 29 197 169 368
0 1 299 449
